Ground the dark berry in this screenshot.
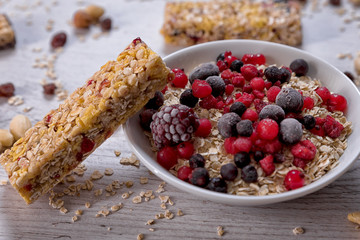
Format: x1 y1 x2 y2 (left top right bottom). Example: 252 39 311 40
217 112 241 138
216 52 225 62
257 119 279 140
234 152 250 168
100 18 112 31
51 32 67 48
145 91 164 110
230 59 244 72
189 153 206 169
192 80 212 98
236 120 253 137
279 118 303 145
284 170 305 190
180 89 199 108
241 165 258 183
290 59 309 77
194 118 212 137
275 87 304 113
177 166 193 181
189 62 220 84
157 146 178 170
205 76 225 97
259 104 285 123
220 163 238 181
139 109 157 131
274 153 285 163
264 66 282 83
253 151 264 162
329 0 341 6
303 115 316 129
229 101 247 117
176 141 194 159
279 67 291 83
43 83 57 95
344 71 354 81
190 167 209 187
207 177 227 193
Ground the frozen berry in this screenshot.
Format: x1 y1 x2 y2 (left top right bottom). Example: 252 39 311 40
194 118 212 137
290 59 309 76
224 55 238 66
150 104 199 147
250 77 265 91
310 117 325 137
323 115 344 138
242 109 258 122
284 170 305 190
177 166 192 181
231 74 246 87
264 66 282 83
279 118 303 145
220 163 238 181
225 84 235 96
273 153 285 163
302 96 315 110
236 120 253 137
303 115 316 129
230 102 247 117
157 146 178 170
259 104 285 123
171 68 188 88
259 155 275 176
206 76 225 97
218 113 241 138
199 95 217 109
217 60 228 72
257 119 279 140
291 140 316 161
241 165 258 183
177 141 194 159
279 68 291 83
192 80 212 98
145 91 164 110
275 87 304 113
234 137 252 153
216 52 225 62
266 86 281 102
329 0 341 6
139 109 157 131
189 62 220 84
234 152 250 168
315 87 331 103
242 83 252 93
189 153 206 169
241 54 266 65
224 137 237 154
240 64 258 81
207 177 227 193
327 93 347 112
180 89 199 108
253 99 268 113
293 157 307 169
190 167 209 187
230 59 244 72
253 151 264 162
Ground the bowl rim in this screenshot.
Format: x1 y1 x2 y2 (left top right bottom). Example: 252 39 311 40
123 39 360 206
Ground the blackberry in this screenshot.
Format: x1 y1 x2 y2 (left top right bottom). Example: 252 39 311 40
234 152 251 168
180 89 199 108
279 68 291 83
189 62 220 84
206 177 227 193
264 66 282 83
303 115 316 129
150 104 199 148
230 59 244 72
253 151 264 162
189 153 206 169
217 112 241 138
139 109 157 131
236 120 253 137
220 163 238 181
206 76 225 97
241 165 258 183
259 104 285 123
145 91 164 110
275 87 304 113
229 102 247 117
279 118 303 145
190 167 209 187
216 52 225 62
290 59 309 77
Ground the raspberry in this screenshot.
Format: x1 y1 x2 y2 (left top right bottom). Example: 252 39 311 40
221 69 234 81
253 99 268 113
225 96 234 105
241 54 266 65
252 90 265 99
302 96 315 110
259 155 275 176
241 109 258 122
293 157 308 169
216 101 225 109
224 51 232 58
323 115 344 138
235 92 254 107
189 153 206 168
284 170 305 190
194 118 212 137
242 83 252 93
176 141 194 159
240 64 258 81
199 95 217 109
327 93 347 112
225 84 234 95
161 85 168 94
266 86 281 102
315 87 331 103
190 167 209 187
223 106 230 113
220 163 238 181
150 104 199 147
234 137 252 153
309 117 325 137
255 138 282 154
257 119 279 140
217 60 228 72
224 137 237 154
157 146 178 170
264 81 272 90
291 140 316 161
177 166 192 181
171 68 188 88
231 74 245 87
250 77 265 91
192 80 212 98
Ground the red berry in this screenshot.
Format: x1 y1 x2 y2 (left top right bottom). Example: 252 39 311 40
240 64 258 81
284 170 305 190
302 96 315 110
171 68 188 88
224 55 238 66
273 80 281 87
252 90 265 99
234 137 252 153
309 117 325 137
291 140 316 161
221 69 234 81
242 83 252 93
259 155 275 176
177 141 194 159
315 87 331 103
250 77 265 91
235 92 254 107
323 115 344 138
157 146 178 170
259 139 282 154
195 118 212 137
253 99 268 113
257 119 279 140
161 85 168 94
199 95 217 109
223 106 230 113
266 86 281 102
81 137 95 153
242 109 258 122
177 166 193 181
224 51 232 58
225 84 234 95
216 101 225 109
264 81 272 90
192 80 212 98
327 93 347 112
217 60 228 72
224 137 237 154
231 74 245 87
293 157 308 169
241 54 266 65
225 96 234 105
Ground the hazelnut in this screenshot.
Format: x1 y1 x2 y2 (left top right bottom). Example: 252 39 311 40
0 129 14 147
73 10 92 28
85 5 104 22
9 115 32 141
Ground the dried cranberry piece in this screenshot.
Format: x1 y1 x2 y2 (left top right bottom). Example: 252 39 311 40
24 184 32 191
81 137 95 153
51 32 67 48
100 18 112 31
43 83 57 95
0 83 15 97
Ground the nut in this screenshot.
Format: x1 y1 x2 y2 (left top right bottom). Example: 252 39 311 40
0 129 14 147
73 10 92 28
9 115 32 140
354 54 360 75
348 212 360 225
85 5 104 22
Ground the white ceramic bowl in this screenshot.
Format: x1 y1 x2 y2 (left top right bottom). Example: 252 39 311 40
123 40 360 206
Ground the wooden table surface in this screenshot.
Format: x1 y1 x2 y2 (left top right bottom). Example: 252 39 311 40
0 0 360 239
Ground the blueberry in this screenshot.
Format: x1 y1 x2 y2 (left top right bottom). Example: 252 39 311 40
259 104 285 123
274 153 285 163
189 153 206 169
229 102 247 117
290 59 309 77
236 120 253 137
189 62 220 84
216 52 225 62
180 89 199 108
230 59 244 72
190 167 209 187
207 177 227 193
241 165 258 183
279 68 291 83
234 152 250 168
145 91 164 110
220 163 238 181
139 109 157 131
253 151 264 162
279 118 303 145
264 66 282 83
217 112 241 138
275 87 304 113
303 115 316 130
206 76 225 97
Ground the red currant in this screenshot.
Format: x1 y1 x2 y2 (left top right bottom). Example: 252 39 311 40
250 77 265 91
241 54 266 65
171 68 188 88
257 119 279 140
176 141 194 159
302 96 314 110
327 93 347 112
157 146 178 170
225 84 234 95
177 166 193 181
234 137 252 153
240 64 258 81
241 109 258 122
192 80 212 98
224 137 237 154
195 118 212 137
284 170 305 190
315 87 331 103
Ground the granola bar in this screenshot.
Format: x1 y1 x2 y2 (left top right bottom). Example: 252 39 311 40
0 14 15 50
160 0 302 46
0 38 172 204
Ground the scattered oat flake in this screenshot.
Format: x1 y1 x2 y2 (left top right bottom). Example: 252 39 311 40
104 168 114 176
132 196 142 204
148 228 154 232
85 202 91 208
72 215 79 222
8 95 24 106
292 226 305 235
137 233 144 240
114 150 121 157
159 195 169 203
120 153 140 168
160 203 167 210
348 212 360 225
177 209 184 216
217 226 224 237
164 210 174 219
59 207 68 214
75 209 83 216
125 181 134 188
140 177 148 184
111 203 123 212
122 192 130 199
146 219 155 225
66 175 76 182
23 106 33 112
94 189 103 196
155 213 164 219
0 180 8 185
107 227 111 231
91 170 104 180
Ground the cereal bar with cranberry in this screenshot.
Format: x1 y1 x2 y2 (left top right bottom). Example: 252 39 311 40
0 14 15 49
161 0 302 46
0 38 172 204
